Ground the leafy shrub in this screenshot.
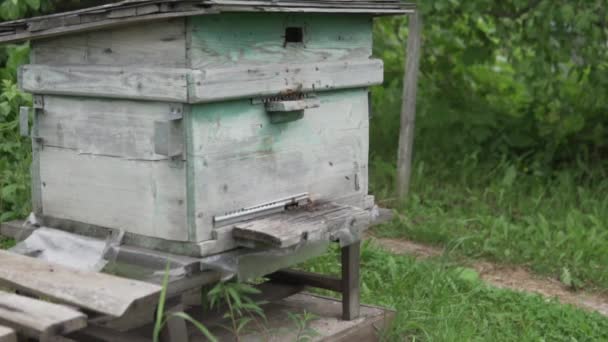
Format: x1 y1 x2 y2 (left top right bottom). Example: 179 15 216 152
0 44 31 221
372 0 608 169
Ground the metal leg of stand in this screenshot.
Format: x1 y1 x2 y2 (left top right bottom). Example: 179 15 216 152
341 241 360 321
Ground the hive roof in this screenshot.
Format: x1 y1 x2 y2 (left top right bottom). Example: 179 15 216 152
0 0 414 43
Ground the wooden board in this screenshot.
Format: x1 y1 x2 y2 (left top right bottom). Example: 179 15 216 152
188 89 369 241
0 1 413 44
233 202 371 248
0 291 86 339
20 60 381 103
39 147 188 241
188 13 373 69
0 325 16 342
38 96 182 160
189 59 383 103
185 292 395 341
32 19 187 67
20 64 190 102
0 250 161 317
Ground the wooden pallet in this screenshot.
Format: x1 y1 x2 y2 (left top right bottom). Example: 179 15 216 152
0 204 394 341
0 239 365 341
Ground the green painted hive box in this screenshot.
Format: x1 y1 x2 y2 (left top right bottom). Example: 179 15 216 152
0 0 413 257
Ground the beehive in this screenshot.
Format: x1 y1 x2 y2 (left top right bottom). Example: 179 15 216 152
0 0 413 257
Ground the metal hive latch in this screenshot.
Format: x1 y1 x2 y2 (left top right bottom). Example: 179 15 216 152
213 193 310 227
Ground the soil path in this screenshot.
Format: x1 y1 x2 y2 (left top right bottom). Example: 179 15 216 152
369 236 608 317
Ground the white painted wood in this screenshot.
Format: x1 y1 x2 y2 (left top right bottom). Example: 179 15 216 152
32 19 187 67
20 65 190 102
265 98 320 112
38 96 182 160
0 250 161 318
39 147 188 241
0 1 411 44
189 89 369 241
397 12 422 198
189 59 384 103
0 291 86 339
187 13 374 69
0 325 16 342
19 61 381 104
0 9 215 45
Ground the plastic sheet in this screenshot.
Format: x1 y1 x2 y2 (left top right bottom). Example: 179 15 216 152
10 227 112 271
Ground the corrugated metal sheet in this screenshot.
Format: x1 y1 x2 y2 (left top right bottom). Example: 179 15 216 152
0 0 415 43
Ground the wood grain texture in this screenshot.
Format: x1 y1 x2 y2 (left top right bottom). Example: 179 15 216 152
38 96 183 160
189 59 383 103
233 203 371 248
0 1 412 44
0 250 161 318
0 291 86 339
39 147 188 241
397 12 422 198
188 89 369 241
0 325 16 342
189 13 373 68
20 65 190 102
32 19 187 67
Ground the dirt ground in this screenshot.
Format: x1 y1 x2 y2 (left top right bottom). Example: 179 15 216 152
368 236 608 317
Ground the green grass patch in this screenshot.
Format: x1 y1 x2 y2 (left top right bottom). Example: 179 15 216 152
0 236 14 249
304 242 608 341
370 155 608 290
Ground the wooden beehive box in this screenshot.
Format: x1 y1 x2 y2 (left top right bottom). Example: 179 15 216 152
1 0 413 257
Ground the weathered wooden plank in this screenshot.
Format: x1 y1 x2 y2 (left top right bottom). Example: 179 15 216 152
39 147 188 241
0 1 413 45
32 19 187 67
20 65 190 102
233 202 371 248
0 325 16 342
0 250 161 317
341 242 361 320
38 96 183 160
0 9 215 44
21 57 380 105
188 89 370 241
0 291 87 339
397 12 422 198
188 13 373 69
189 59 383 103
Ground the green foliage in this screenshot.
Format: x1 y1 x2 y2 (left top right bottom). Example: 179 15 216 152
0 45 32 222
304 242 608 341
207 281 266 341
373 0 608 166
0 236 14 249
153 263 218 342
286 310 319 342
373 155 608 289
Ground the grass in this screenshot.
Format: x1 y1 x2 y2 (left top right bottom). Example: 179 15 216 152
0 236 14 249
370 154 608 290
304 241 608 341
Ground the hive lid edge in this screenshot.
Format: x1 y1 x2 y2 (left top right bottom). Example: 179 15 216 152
0 0 415 44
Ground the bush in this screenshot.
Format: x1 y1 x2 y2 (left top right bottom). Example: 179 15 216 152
372 1 608 170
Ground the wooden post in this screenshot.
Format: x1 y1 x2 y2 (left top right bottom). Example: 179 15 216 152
397 11 423 199
341 241 361 321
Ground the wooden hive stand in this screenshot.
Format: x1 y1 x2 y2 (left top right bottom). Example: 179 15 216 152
0 213 390 341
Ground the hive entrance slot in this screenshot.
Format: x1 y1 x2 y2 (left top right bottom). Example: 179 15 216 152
284 27 304 45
